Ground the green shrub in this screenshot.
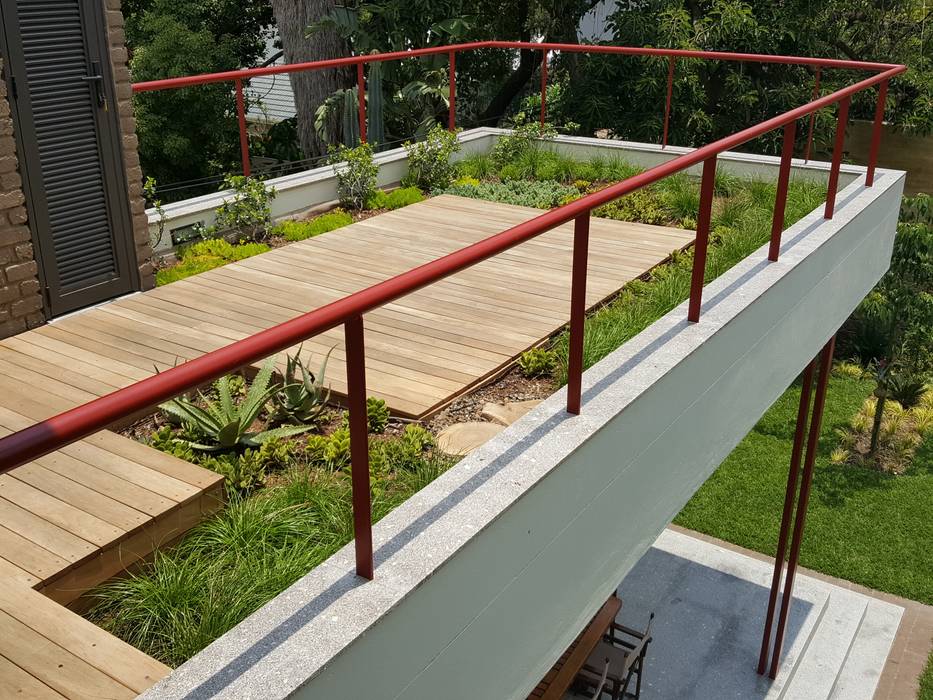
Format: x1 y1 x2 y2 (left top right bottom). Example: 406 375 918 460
368 187 425 211
403 124 461 191
441 179 577 209
457 153 496 180
452 175 480 187
366 397 390 433
329 142 378 211
518 347 557 378
273 210 353 242
213 175 277 241
491 121 558 168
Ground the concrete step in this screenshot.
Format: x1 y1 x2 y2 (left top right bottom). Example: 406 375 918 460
779 592 869 699
830 599 904 700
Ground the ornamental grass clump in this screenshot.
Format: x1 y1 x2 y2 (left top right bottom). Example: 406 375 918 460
88 432 456 666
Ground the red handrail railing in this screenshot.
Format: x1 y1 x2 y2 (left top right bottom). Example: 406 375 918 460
0 43 905 587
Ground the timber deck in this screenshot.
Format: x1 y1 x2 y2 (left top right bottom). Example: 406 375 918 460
0 195 694 419
0 194 691 697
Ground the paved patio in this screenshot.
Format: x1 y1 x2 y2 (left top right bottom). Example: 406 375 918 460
566 528 910 700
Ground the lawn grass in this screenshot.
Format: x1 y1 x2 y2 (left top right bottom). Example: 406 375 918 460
921 650 933 700
675 373 933 605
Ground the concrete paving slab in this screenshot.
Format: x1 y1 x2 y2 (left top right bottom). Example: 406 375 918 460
565 530 904 700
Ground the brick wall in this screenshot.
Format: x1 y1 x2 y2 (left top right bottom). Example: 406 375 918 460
104 0 154 290
0 59 45 336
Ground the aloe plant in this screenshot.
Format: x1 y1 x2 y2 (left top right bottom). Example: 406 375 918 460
160 358 313 452
270 346 332 425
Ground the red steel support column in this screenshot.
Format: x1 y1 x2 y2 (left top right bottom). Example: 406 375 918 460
662 56 675 149
768 335 836 678
803 68 821 162
345 315 374 580
768 120 797 261
757 359 816 674
566 212 591 415
687 156 717 323
448 51 457 131
234 79 251 177
357 62 367 144
865 79 889 187
540 50 548 130
823 97 850 220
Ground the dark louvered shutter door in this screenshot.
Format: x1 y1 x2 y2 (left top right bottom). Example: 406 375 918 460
2 0 135 315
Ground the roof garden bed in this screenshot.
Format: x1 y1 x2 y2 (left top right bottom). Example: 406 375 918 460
85 131 841 666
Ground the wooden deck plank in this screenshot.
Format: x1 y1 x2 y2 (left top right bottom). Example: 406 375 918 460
0 654 66 700
0 610 136 700
0 476 124 547
0 586 170 694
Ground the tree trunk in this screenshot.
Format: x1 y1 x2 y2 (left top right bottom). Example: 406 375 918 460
868 388 886 456
269 0 351 158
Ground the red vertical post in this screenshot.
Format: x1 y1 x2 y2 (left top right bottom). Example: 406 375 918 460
823 97 850 220
768 336 836 679
768 120 797 262
687 156 717 323
803 68 821 162
662 56 675 149
448 51 457 131
357 62 367 145
539 50 548 130
865 79 889 187
345 315 374 580
234 79 251 177
566 212 590 415
757 359 816 675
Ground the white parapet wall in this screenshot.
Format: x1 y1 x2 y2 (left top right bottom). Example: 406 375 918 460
139 159 904 700
147 128 866 254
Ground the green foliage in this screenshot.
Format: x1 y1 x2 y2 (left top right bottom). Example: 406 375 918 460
457 153 497 180
200 449 268 493
403 124 462 191
87 429 455 666
490 121 558 168
676 372 933 605
272 210 353 242
155 239 269 286
838 221 933 432
556 0 932 153
551 179 826 381
921 650 933 700
595 189 670 226
441 179 577 209
270 346 332 425
159 359 314 451
367 187 426 211
518 347 557 378
306 428 351 471
901 193 933 227
143 176 166 250
329 142 379 211
366 397 390 434
126 0 272 195
212 175 276 242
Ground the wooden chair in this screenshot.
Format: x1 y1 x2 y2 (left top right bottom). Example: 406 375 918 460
573 612 654 699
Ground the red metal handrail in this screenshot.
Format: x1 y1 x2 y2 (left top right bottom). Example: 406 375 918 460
0 43 905 586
